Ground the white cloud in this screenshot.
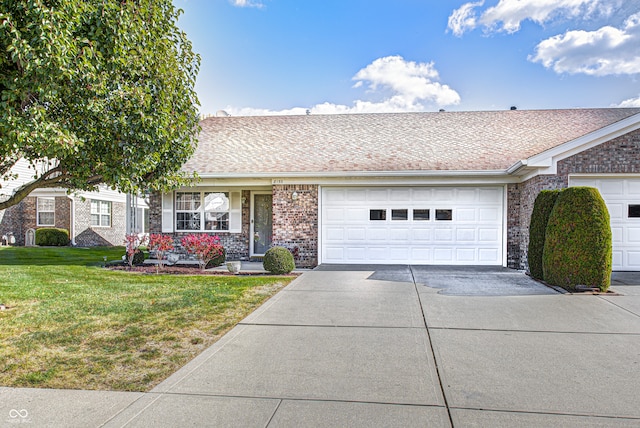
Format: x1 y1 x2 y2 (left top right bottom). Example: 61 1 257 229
448 1 484 37
230 0 264 9
529 13 640 75
448 0 612 35
617 95 640 107
224 56 460 116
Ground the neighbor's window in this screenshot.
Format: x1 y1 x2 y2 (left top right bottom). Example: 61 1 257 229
91 200 111 227
37 197 55 226
435 209 453 221
175 191 230 231
413 209 430 221
392 209 408 220
629 204 640 218
370 209 386 221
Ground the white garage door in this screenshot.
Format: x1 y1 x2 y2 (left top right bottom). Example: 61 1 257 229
321 186 504 265
570 177 640 271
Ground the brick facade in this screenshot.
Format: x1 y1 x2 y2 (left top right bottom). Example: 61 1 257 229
1 195 129 247
0 196 71 246
272 184 319 268
74 197 126 246
507 128 640 270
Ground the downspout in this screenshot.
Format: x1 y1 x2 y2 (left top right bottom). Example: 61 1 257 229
67 195 76 246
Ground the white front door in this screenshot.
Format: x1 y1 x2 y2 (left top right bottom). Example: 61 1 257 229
321 186 504 265
250 192 273 257
570 176 640 271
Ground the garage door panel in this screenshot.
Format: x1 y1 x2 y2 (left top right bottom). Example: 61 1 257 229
456 228 476 241
628 252 640 268
391 228 410 241
433 248 453 262
570 177 640 271
413 228 432 241
456 208 475 221
607 203 624 220
390 189 411 200
347 228 366 241
479 248 499 262
479 208 499 221
321 186 504 265
346 189 366 201
456 249 476 262
368 189 388 201
367 228 388 240
478 228 499 242
600 180 624 195
326 227 344 241
434 228 453 241
628 227 640 242
479 188 502 202
611 227 623 244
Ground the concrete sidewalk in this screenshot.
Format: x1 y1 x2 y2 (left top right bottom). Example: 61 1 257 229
2 267 640 427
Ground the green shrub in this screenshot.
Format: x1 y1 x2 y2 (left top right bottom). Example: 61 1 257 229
542 187 612 292
263 246 295 274
123 250 146 266
527 189 562 280
205 247 226 269
35 228 69 246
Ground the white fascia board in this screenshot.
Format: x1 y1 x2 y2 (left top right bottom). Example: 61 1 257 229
523 112 640 175
194 170 518 186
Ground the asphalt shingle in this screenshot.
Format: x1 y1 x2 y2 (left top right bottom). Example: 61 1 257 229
184 108 640 175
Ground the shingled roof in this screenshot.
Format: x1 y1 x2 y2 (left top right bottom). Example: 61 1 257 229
184 108 640 176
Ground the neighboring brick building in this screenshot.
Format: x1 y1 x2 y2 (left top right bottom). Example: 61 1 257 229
1 159 148 247
150 108 640 271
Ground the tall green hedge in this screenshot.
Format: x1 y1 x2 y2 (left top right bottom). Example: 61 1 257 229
528 189 561 280
542 187 612 292
35 228 70 246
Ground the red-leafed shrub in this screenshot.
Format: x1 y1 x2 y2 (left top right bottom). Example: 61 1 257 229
181 234 225 270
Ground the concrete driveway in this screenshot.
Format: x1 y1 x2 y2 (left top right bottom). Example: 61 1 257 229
2 266 640 427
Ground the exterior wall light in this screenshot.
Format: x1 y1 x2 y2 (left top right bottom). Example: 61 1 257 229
292 191 298 201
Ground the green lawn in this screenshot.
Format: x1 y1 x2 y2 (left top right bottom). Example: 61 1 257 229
0 246 293 391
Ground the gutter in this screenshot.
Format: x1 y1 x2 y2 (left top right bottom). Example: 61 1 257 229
192 169 511 179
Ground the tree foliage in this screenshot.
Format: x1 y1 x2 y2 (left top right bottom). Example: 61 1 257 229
0 0 200 210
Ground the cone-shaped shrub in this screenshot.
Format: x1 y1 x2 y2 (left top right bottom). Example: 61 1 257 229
263 246 295 274
528 189 562 279
542 187 612 291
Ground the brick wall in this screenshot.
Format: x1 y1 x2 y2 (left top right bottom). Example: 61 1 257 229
0 196 72 246
272 184 318 268
508 128 640 270
74 197 127 246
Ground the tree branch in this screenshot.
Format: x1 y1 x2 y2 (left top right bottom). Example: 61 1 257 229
0 166 70 211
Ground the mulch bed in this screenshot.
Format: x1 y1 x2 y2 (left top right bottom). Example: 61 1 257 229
106 265 298 276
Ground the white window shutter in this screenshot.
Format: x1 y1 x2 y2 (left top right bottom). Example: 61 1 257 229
161 192 174 233
229 191 242 233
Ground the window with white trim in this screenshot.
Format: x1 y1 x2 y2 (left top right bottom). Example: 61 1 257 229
175 191 231 231
91 200 112 227
37 197 55 226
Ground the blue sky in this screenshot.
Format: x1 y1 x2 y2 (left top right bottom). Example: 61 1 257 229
174 0 640 116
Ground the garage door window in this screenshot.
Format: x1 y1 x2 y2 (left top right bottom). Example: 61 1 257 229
413 209 430 221
629 205 640 218
370 209 386 221
436 209 453 221
392 209 408 220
